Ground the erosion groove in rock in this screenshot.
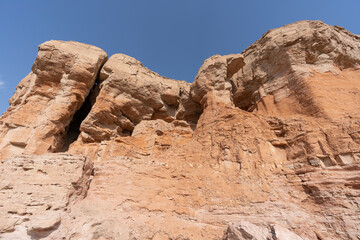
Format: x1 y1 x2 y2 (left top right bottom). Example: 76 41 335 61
0 20 360 240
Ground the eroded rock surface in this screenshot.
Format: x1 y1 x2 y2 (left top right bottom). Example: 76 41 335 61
0 20 360 240
190 54 244 107
225 221 304 240
79 54 201 142
0 41 107 159
0 154 93 239
231 20 360 119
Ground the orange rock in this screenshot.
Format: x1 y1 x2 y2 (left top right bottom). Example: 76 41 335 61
79 53 201 143
0 41 107 159
1 21 360 239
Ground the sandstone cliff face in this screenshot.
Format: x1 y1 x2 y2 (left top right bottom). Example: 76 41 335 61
0 41 107 159
79 53 201 143
190 53 244 107
1 20 360 240
231 21 360 118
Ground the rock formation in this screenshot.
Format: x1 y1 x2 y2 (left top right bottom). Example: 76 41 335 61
79 53 201 143
0 41 107 158
0 20 360 239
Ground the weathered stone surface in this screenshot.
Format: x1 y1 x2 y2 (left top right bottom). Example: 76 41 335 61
230 20 360 119
0 154 93 239
225 221 305 240
78 54 201 142
190 54 244 107
0 21 360 240
62 105 292 239
226 222 271 240
271 224 305 240
0 41 107 159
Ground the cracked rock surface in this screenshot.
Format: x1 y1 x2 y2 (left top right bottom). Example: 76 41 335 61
0 20 360 239
0 154 93 239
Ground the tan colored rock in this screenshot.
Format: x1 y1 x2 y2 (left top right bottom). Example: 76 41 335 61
0 41 107 159
0 154 93 239
230 20 360 120
190 54 244 107
69 118 195 163
226 222 271 240
1 21 360 240
79 54 201 142
61 106 303 240
225 222 305 240
270 225 305 240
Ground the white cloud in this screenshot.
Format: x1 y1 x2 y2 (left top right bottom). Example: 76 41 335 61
0 75 4 88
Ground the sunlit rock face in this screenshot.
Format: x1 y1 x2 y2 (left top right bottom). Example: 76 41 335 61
231 20 360 119
1 20 360 240
78 53 201 143
0 40 107 159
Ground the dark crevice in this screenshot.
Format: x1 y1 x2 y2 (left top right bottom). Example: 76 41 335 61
58 81 100 152
232 76 262 112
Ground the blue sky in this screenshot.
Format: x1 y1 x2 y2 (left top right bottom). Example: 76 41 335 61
1 0 360 114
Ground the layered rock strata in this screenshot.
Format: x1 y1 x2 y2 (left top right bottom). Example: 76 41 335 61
0 20 360 240
190 53 244 107
79 53 201 143
0 41 107 158
231 21 360 118
0 154 93 239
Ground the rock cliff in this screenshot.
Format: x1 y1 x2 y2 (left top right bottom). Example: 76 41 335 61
0 20 360 240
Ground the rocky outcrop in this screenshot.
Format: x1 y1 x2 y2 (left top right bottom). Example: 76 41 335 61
79 54 201 143
0 41 107 159
190 54 244 107
231 20 360 119
0 20 360 240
